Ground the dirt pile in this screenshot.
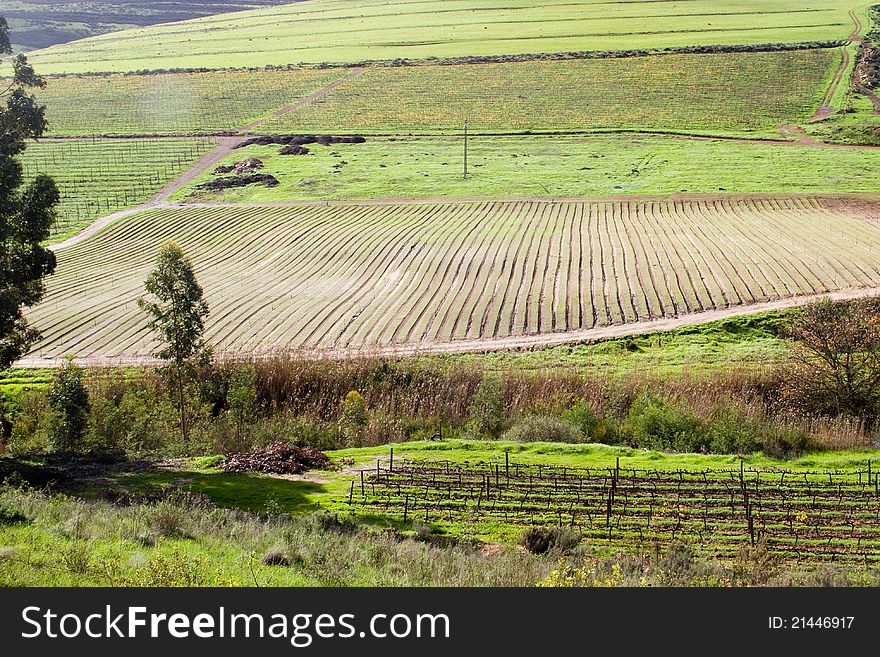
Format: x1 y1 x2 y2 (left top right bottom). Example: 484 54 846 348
222 442 331 475
236 134 366 156
196 173 279 191
213 158 264 175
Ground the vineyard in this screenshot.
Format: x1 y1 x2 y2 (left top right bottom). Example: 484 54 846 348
35 68 346 135
353 456 880 564
21 197 880 360
264 50 837 134
24 0 860 74
20 137 216 241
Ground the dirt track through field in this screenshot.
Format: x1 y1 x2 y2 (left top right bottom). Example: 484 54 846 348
807 9 864 121
238 67 367 132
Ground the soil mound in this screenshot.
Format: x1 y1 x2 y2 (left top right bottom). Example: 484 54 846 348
222 442 331 474
196 173 279 191
213 157 264 174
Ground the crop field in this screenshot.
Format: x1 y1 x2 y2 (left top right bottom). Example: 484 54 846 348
20 137 216 241
354 456 880 563
35 68 347 136
178 134 880 202
263 50 838 135
25 0 861 74
21 197 880 360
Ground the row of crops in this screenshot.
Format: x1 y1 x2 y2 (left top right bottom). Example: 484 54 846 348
21 197 880 360
25 0 857 74
31 49 832 136
354 457 880 563
35 68 346 135
20 138 216 241
260 50 836 134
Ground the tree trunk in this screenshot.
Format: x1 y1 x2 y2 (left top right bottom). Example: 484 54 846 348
177 362 188 444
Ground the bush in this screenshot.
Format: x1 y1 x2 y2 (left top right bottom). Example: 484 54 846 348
503 415 583 443
0 501 27 525
8 388 52 455
338 390 368 445
261 548 291 567
47 360 90 453
468 377 505 438
707 402 761 454
761 425 814 459
627 392 706 452
519 526 581 555
562 399 599 438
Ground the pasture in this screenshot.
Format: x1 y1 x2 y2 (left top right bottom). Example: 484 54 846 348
262 50 838 135
21 197 880 360
21 137 215 241
178 134 880 202
34 67 347 136
25 0 861 74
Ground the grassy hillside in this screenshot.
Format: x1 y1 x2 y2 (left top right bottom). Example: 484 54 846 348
176 134 880 202
30 49 836 137
25 0 862 74
262 50 837 134
0 0 294 51
35 68 347 136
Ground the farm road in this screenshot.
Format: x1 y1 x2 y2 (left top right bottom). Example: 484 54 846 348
15 285 880 368
808 8 867 121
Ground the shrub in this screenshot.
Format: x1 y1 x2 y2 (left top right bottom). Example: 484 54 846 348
707 402 761 454
503 415 583 443
8 389 52 454
562 399 599 438
226 366 258 439
760 425 814 459
467 377 505 438
0 501 27 525
307 511 358 535
148 498 191 539
261 548 291 567
338 390 368 445
121 550 241 586
655 542 696 585
627 392 706 451
47 359 90 453
519 526 581 555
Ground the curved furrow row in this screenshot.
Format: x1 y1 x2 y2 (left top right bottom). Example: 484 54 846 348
23 198 880 359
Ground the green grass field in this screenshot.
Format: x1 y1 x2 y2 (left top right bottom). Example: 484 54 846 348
177 134 880 202
21 137 216 241
25 0 863 74
35 68 347 136
21 198 880 360
262 50 838 135
448 312 791 373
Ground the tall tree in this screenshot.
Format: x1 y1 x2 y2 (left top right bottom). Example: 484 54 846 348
784 297 880 422
138 242 209 443
0 17 59 369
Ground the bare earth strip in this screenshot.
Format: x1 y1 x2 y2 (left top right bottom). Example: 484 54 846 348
17 197 880 367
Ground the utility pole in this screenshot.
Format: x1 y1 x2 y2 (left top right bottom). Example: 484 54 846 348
463 119 468 180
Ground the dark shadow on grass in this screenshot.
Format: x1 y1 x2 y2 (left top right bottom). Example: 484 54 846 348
114 469 327 515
